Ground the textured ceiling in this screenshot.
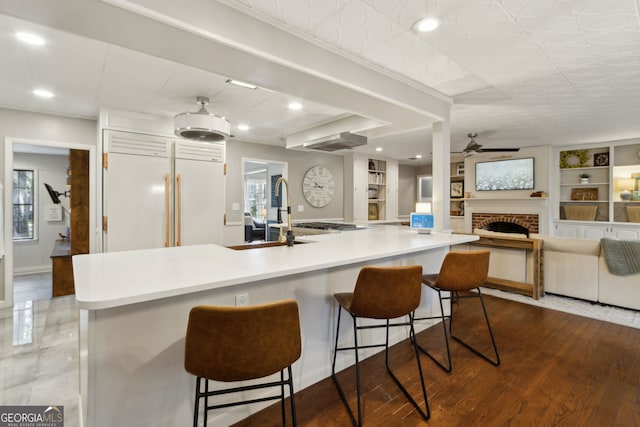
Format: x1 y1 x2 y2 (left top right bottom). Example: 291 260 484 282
2 0 640 164
222 0 640 151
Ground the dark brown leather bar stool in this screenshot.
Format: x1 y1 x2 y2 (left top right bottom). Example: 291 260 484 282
184 299 301 427
414 250 500 372
331 265 430 426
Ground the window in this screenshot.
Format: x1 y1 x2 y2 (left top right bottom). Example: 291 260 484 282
13 169 35 240
245 178 266 221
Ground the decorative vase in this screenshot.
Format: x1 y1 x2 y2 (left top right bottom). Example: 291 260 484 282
580 178 589 184
620 190 632 201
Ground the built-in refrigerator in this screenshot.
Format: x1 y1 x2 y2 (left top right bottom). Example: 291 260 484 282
102 130 225 252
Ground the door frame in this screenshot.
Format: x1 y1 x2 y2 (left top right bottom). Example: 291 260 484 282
3 137 96 308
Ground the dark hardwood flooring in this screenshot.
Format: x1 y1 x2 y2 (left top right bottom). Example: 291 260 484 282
232 294 640 426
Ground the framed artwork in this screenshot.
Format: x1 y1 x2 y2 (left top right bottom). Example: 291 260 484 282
270 174 282 208
450 181 464 198
594 152 609 167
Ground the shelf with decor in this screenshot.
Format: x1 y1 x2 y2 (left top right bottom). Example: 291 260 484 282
555 141 640 236
558 147 610 222
367 158 387 220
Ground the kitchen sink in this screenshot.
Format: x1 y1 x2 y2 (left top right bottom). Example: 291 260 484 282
226 241 309 250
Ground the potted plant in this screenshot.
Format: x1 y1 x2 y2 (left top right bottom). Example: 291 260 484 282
579 172 590 184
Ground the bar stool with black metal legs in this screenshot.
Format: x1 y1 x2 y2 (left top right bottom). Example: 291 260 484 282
184 299 302 427
331 265 430 426
413 250 500 373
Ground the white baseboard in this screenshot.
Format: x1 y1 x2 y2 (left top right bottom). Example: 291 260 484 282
14 266 52 276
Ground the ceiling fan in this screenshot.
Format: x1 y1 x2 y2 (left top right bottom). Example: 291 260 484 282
457 133 520 155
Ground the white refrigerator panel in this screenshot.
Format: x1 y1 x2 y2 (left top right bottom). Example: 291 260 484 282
104 153 171 252
174 158 224 246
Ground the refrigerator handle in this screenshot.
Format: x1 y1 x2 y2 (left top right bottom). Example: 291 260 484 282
164 174 170 247
176 174 182 246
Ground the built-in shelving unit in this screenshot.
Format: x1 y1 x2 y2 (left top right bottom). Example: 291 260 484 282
368 158 386 220
448 162 465 232
555 141 640 240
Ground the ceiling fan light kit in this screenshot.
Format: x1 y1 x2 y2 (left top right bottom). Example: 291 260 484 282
174 96 230 142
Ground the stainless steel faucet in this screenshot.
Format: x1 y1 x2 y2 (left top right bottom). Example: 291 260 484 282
275 177 295 246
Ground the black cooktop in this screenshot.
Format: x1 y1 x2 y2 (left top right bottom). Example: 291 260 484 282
294 222 360 231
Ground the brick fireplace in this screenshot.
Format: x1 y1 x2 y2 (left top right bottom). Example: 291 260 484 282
472 213 539 234
462 198 549 235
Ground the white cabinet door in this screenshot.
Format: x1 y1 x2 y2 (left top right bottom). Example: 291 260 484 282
555 222 581 238
583 224 608 240
175 158 224 245
610 225 640 240
385 161 398 220
104 152 171 252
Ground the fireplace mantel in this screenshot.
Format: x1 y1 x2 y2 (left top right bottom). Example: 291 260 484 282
463 198 549 235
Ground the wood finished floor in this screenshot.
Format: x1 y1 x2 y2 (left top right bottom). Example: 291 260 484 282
233 294 640 426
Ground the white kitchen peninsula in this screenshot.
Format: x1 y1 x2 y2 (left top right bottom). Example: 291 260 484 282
73 226 478 427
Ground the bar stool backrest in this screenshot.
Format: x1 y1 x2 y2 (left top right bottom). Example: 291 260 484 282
184 299 301 382
434 250 490 292
349 265 423 319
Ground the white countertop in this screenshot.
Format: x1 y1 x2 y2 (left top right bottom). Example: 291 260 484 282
73 226 478 310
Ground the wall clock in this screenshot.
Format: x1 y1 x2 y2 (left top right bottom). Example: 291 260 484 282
302 166 335 208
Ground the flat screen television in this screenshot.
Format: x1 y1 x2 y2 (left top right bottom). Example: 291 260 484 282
475 157 534 191
44 183 61 204
410 212 435 234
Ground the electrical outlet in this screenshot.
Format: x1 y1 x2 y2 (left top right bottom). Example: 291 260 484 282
235 293 249 306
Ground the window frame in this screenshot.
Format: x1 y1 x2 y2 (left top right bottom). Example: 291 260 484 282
12 168 38 241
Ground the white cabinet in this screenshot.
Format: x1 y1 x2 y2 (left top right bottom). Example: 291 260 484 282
343 154 368 222
103 130 225 252
450 217 465 233
344 154 398 222
554 221 640 240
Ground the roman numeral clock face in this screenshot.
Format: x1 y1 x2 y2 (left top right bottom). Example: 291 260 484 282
302 166 335 208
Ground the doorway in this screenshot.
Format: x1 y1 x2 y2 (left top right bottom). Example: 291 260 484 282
242 158 287 242
3 138 95 308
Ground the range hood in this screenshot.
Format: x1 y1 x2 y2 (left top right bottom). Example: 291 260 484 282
174 96 230 142
303 132 367 152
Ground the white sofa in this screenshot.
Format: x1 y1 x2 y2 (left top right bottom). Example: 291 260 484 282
541 236 640 311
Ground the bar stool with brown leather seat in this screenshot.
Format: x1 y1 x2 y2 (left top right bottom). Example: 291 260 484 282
413 250 500 372
184 299 301 427
331 265 430 426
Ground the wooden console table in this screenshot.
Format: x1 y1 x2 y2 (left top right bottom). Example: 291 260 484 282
51 240 75 297
467 235 543 299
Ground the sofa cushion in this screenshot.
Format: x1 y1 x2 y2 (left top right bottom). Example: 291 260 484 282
541 236 600 256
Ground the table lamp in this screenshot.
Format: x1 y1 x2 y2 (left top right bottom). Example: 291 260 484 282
415 202 432 213
614 178 634 201
632 173 640 201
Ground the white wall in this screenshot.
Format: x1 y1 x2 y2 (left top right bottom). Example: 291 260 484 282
1 108 96 304
398 164 418 217
13 152 70 274
464 146 550 198
226 140 345 224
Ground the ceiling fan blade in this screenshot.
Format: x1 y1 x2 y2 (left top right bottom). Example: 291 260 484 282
480 148 520 152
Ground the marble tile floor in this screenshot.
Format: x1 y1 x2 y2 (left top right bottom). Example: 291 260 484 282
1 286 638 427
0 296 79 426
13 272 52 304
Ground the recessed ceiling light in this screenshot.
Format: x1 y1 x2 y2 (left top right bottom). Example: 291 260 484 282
413 17 439 33
376 147 383 152
237 124 250 131
415 154 423 159
16 32 45 45
33 89 53 98
226 79 258 90
288 102 303 111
